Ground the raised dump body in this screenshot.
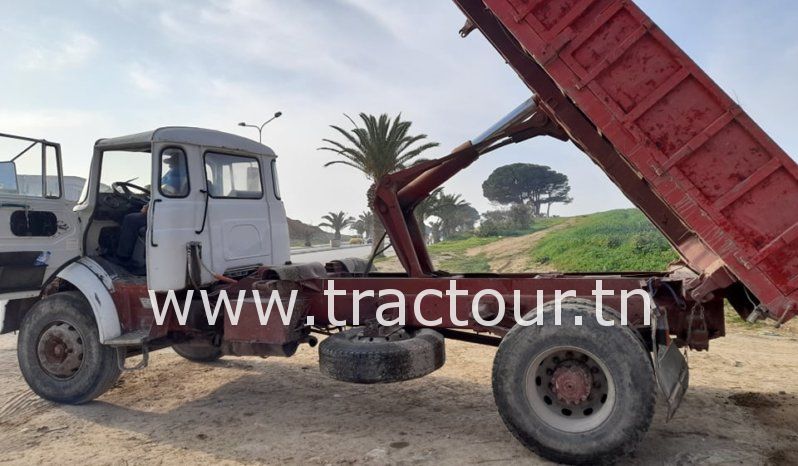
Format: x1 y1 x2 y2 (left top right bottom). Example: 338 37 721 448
455 0 798 323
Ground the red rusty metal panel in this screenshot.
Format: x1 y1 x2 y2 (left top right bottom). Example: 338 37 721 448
224 290 308 344
481 0 798 319
303 275 724 346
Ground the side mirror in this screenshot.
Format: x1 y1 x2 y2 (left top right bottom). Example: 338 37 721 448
0 161 18 194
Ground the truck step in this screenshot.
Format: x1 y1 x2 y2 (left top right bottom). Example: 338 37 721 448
105 330 149 347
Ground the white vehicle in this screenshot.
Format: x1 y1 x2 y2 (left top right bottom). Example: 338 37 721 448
0 128 290 403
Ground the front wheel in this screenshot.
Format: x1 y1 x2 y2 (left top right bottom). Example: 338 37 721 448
492 300 655 465
17 292 121 404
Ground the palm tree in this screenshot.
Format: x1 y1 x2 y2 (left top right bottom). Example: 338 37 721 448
319 211 354 241
434 193 466 241
352 219 366 238
415 188 443 242
429 219 444 244
352 210 374 239
426 193 478 241
320 113 439 254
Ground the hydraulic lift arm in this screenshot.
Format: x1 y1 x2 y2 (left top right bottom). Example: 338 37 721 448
374 97 567 277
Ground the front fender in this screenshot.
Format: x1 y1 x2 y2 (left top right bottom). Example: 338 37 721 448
57 258 122 343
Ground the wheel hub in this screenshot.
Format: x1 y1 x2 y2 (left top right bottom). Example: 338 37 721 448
551 361 592 405
525 347 615 433
37 322 84 379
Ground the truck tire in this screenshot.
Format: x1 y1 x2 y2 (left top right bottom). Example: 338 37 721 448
492 299 655 465
17 291 121 405
319 327 445 384
172 342 222 363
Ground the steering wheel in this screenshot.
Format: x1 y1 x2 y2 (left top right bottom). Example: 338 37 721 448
111 181 151 204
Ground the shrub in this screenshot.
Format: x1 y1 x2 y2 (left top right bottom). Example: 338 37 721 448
476 204 537 237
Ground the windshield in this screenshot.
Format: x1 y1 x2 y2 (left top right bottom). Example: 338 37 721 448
99 150 151 193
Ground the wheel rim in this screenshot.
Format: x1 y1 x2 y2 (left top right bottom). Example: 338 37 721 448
524 346 616 433
350 327 411 343
36 321 85 379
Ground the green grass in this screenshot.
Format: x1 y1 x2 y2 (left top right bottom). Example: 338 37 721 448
418 218 568 273
377 210 676 273
476 216 568 238
372 235 499 269
431 218 568 272
528 216 568 231
425 236 497 272
427 235 499 254
529 209 678 272
438 253 491 273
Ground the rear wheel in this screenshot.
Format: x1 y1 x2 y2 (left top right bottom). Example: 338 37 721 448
17 292 121 404
172 342 222 363
492 300 655 465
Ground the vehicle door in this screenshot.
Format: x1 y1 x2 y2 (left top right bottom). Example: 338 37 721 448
203 151 273 277
0 133 81 298
146 142 208 291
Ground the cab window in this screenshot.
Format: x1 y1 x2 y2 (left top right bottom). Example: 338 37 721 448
0 135 62 199
44 145 61 198
204 152 262 199
159 148 189 198
270 159 281 200
99 150 151 193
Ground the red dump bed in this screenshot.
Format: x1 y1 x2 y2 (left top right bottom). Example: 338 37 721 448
460 0 798 321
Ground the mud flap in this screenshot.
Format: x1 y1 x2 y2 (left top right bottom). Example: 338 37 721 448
654 342 689 420
650 301 689 420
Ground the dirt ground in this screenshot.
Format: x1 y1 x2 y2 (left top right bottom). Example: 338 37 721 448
0 323 796 466
464 220 574 273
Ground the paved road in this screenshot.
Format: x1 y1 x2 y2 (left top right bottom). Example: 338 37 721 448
290 245 373 264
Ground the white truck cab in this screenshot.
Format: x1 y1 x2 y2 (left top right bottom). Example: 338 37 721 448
86 127 290 290
0 127 289 296
0 128 290 403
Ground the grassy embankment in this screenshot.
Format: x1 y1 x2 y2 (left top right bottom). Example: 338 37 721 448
419 217 566 272
403 209 798 333
528 209 677 272
403 209 677 273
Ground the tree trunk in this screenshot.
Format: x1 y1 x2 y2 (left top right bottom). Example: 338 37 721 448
546 202 551 217
432 227 442 243
367 183 386 257
528 200 541 217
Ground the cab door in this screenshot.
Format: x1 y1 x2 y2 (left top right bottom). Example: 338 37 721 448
203 151 273 276
0 134 81 298
146 143 208 291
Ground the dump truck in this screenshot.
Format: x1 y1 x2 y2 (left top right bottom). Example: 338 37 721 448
0 0 795 464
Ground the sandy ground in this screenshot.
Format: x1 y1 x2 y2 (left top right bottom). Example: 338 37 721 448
0 323 796 466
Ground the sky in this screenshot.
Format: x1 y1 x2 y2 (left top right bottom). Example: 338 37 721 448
1 0 797 228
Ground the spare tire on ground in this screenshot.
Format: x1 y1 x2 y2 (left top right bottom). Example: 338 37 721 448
319 327 445 384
